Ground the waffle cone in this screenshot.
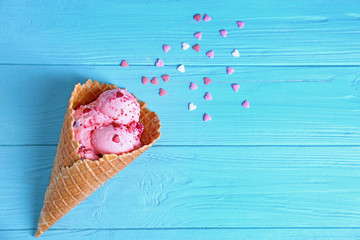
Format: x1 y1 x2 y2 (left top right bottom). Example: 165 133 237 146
35 79 161 237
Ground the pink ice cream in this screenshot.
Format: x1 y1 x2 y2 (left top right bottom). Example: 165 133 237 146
73 88 143 160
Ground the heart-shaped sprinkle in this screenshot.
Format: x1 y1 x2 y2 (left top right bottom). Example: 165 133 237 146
232 49 240 57
242 100 249 108
188 103 197 111
159 88 167 96
155 59 164 67
120 60 129 67
206 50 214 59
203 14 211 22
203 113 211 122
194 32 202 40
112 134 120 143
237 21 245 29
190 82 198 90
193 13 201 22
177 64 185 73
116 92 123 98
226 66 234 75
182 42 190 50
219 29 228 38
151 77 159 85
204 92 212 100
203 77 212 85
142 76 149 85
192 44 200 52
83 108 91 114
163 44 171 53
161 75 170 82
231 84 240 92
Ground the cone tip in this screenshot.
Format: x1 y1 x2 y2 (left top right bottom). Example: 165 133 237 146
35 229 41 238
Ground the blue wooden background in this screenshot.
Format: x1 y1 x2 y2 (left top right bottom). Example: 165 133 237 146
1 0 360 239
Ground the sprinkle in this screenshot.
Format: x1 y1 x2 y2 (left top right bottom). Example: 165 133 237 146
120 60 129 67
161 75 170 82
142 76 150 85
193 13 201 22
203 77 212 85
182 42 190 50
159 88 167 96
231 84 240 92
219 29 228 38
242 100 250 108
190 82 198 90
163 44 171 53
177 64 185 73
192 44 200 52
155 59 164 67
226 67 234 75
206 50 214 59
203 113 211 122
204 92 212 100
188 103 197 111
237 21 245 29
194 32 202 40
112 134 120 143
203 14 211 22
83 108 91 114
232 49 240 57
116 92 123 98
151 77 159 85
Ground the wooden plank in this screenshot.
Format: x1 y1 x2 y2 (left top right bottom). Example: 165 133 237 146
0 0 359 65
1 146 360 230
1 65 360 146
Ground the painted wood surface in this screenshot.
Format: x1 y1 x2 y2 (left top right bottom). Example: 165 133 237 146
1 0 360 239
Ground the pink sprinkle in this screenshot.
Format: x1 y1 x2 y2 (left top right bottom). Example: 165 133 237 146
159 88 167 96
112 134 120 143
206 50 214 59
194 32 202 40
204 92 212 100
192 44 200 52
203 14 211 22
193 13 201 22
161 75 170 82
142 76 150 85
151 77 159 85
232 84 240 92
237 21 245 29
120 60 129 67
219 29 228 38
226 67 234 75
190 82 198 90
203 77 212 85
163 44 171 53
203 113 211 122
242 100 250 108
155 59 164 67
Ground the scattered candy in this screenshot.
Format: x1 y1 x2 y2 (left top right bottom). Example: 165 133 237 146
226 66 234 75
237 21 245 29
219 29 228 38
206 50 214 59
204 92 212 100
231 84 240 92
177 64 185 72
192 44 200 52
190 82 198 90
163 44 171 53
142 76 150 85
203 113 211 122
120 60 129 67
188 103 197 111
161 75 170 82
193 13 201 22
203 14 211 22
151 77 159 85
194 32 202 40
112 134 120 143
159 88 167 96
232 49 240 57
242 100 249 108
182 42 190 50
155 59 164 67
203 77 212 85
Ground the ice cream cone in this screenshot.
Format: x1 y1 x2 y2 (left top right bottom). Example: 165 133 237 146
35 79 161 237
